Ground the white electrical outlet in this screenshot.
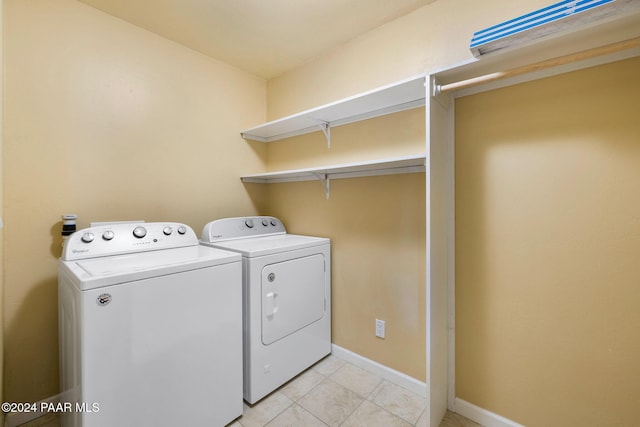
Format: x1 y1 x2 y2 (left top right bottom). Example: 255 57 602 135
375 319 385 338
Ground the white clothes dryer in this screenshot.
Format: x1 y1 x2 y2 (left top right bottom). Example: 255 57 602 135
200 216 331 404
59 222 243 427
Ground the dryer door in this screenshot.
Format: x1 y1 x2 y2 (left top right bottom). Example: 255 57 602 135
261 254 326 345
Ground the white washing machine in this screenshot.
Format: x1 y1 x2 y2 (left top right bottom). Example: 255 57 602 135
58 222 243 427
200 216 331 404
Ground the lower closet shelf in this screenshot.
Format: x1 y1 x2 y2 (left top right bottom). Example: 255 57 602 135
240 154 426 184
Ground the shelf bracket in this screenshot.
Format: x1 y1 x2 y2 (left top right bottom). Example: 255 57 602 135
312 173 331 199
315 120 331 149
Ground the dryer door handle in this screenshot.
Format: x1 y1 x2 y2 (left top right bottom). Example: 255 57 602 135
265 292 279 318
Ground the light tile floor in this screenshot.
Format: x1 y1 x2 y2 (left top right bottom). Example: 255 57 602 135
227 354 482 427
18 355 481 427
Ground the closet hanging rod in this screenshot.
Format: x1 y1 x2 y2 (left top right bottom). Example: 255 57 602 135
435 36 640 94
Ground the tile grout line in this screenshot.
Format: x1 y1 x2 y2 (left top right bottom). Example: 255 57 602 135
245 358 336 426
239 355 427 427
336 377 383 427
284 371 331 427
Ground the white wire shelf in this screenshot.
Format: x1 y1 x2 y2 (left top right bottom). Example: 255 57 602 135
241 154 426 199
240 76 426 144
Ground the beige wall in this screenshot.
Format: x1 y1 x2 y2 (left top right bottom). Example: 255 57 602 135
1 0 4 421
3 0 266 402
263 0 640 422
5 1 638 424
456 57 640 426
267 174 426 380
266 108 427 381
263 0 550 384
266 0 551 120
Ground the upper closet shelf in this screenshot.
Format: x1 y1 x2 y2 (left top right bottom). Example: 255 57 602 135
240 154 426 184
241 75 426 143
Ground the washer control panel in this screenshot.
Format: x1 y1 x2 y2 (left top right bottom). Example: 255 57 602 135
62 222 197 261
201 216 286 243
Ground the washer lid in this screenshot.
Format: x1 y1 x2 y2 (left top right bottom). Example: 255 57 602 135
60 245 240 290
202 234 329 257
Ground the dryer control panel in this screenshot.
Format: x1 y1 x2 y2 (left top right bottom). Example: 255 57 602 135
62 222 198 261
201 216 286 243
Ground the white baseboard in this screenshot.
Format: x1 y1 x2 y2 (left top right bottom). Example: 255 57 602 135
331 344 427 397
454 398 525 427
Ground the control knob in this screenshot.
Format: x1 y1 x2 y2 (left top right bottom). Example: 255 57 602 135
81 232 95 243
270 219 277 226
163 227 173 236
245 219 254 228
102 230 115 241
177 226 187 235
133 226 147 238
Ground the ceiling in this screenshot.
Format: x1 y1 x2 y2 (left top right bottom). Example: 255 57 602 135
78 0 437 79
